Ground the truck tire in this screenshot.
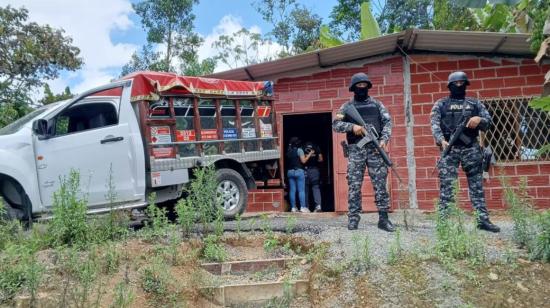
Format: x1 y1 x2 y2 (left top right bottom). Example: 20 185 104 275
0 180 32 226
216 168 247 219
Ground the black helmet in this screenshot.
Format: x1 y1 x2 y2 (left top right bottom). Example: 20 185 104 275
447 71 470 87
349 72 372 91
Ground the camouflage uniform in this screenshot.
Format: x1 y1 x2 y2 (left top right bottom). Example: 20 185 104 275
430 97 491 219
333 98 392 224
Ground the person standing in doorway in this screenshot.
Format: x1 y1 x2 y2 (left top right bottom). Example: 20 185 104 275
286 137 313 213
430 71 500 232
332 73 395 232
303 141 323 212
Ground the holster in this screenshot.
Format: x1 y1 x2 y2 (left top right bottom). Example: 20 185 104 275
340 140 349 158
482 146 494 172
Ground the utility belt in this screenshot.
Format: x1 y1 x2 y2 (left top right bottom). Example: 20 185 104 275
443 141 478 149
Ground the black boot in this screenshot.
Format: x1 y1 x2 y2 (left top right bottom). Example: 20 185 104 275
378 211 395 232
348 217 360 230
477 217 500 233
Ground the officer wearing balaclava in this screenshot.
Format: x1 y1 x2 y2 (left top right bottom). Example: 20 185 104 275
430 71 500 233
333 73 395 232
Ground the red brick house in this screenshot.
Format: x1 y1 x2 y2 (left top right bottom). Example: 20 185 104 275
210 29 550 213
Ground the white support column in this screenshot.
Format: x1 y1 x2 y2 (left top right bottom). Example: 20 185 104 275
403 56 418 209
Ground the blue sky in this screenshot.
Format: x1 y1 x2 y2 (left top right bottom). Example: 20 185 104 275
0 0 338 98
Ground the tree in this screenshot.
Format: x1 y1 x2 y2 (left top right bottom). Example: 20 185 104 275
133 0 198 70
433 0 481 31
124 0 216 76
212 28 276 69
320 2 381 48
178 33 216 76
120 44 166 77
379 0 432 33
39 85 74 105
253 0 322 56
329 0 433 38
290 7 322 53
0 6 82 126
328 0 363 41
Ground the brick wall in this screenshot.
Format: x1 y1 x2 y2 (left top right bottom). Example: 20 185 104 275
410 55 550 210
255 53 550 214
273 57 409 212
247 189 284 212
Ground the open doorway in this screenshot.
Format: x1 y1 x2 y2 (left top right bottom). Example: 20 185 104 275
282 113 335 212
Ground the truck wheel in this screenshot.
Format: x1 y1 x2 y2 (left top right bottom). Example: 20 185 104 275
0 181 32 226
216 168 247 219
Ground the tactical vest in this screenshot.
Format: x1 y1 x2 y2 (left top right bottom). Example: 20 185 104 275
345 98 383 145
440 98 480 146
286 147 303 170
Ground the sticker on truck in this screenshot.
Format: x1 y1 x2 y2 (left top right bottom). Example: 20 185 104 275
151 126 172 144
260 122 272 138
242 127 256 138
200 129 218 140
223 128 238 139
176 130 195 142
151 126 174 158
151 172 161 186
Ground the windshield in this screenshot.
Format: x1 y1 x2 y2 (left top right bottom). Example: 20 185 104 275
0 105 51 135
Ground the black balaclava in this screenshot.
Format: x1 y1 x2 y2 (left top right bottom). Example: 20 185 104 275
449 83 466 99
353 87 369 101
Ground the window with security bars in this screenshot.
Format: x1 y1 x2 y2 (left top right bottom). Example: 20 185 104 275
482 97 550 163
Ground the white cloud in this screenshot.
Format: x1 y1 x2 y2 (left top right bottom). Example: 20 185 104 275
198 15 282 73
1 0 137 95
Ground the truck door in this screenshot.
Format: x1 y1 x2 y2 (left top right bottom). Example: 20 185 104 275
34 83 138 208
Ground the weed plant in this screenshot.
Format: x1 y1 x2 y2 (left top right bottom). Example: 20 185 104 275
175 198 194 238
140 255 172 301
261 214 279 252
202 234 227 262
285 216 297 234
351 234 372 272
387 228 403 265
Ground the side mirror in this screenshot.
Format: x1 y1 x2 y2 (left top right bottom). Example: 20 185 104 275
32 119 49 139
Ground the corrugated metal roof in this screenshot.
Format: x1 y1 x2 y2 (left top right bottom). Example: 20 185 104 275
207 29 533 81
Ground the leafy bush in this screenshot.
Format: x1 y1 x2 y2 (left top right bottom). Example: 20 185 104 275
530 210 550 262
184 166 219 233
387 228 403 265
0 244 43 303
143 193 171 240
435 184 485 265
140 255 171 299
175 198 195 237
501 176 550 262
202 234 227 262
48 170 91 248
351 234 372 272
0 199 25 251
502 178 537 248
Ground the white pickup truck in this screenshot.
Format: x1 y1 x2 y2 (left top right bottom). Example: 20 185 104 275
0 72 281 222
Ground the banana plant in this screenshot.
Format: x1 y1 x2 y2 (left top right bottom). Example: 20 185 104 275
319 1 381 48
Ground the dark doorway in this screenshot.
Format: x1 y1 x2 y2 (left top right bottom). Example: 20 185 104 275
282 113 335 212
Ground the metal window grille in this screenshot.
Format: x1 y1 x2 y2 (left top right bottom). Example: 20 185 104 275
482 97 550 163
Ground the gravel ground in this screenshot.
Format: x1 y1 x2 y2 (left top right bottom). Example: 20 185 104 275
221 210 521 308
224 210 516 264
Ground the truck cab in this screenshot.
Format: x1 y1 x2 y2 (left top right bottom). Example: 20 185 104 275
0 72 281 221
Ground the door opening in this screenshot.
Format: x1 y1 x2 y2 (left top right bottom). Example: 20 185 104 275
282 113 334 212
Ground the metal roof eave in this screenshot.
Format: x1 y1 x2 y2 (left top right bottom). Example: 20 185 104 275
207 29 533 81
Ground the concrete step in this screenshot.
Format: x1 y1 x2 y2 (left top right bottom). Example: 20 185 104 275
200 257 310 306
202 279 309 307
201 257 305 275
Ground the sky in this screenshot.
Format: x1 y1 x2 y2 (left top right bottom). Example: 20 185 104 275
1 0 337 98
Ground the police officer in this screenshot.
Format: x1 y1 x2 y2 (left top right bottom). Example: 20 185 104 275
333 73 395 232
303 141 323 212
430 71 500 232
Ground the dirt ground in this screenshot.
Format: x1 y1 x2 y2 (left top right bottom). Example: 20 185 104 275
3 211 550 308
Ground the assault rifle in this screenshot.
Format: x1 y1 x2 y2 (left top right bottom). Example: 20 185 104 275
431 116 472 176
343 104 404 185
